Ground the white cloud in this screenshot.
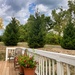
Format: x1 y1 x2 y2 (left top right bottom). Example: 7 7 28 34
35 4 53 17
15 8 27 18
36 4 48 13
62 0 68 9
0 0 69 35
47 10 52 16
0 0 68 26
0 4 11 17
15 7 29 24
5 16 11 21
23 18 28 24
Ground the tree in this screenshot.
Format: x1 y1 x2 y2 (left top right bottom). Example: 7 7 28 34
46 32 59 45
19 24 28 42
52 7 68 43
45 16 54 31
3 17 19 46
0 18 4 29
61 20 75 49
68 0 75 15
27 13 46 48
68 0 75 24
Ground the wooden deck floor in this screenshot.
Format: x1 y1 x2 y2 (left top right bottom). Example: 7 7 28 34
0 60 19 75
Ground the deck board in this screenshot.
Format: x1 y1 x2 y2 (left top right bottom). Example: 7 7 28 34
0 60 19 75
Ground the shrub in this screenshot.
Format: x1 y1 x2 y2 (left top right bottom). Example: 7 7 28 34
46 32 59 45
0 51 5 60
18 25 28 42
0 36 2 42
61 21 75 49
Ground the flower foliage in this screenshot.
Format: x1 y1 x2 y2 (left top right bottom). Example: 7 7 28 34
18 55 38 68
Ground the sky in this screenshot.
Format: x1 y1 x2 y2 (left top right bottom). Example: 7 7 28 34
0 0 68 35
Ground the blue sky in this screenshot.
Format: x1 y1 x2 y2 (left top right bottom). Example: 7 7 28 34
0 0 68 35
29 3 36 14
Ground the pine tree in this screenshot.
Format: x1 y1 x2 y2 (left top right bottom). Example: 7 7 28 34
3 17 19 46
28 13 46 48
61 20 75 49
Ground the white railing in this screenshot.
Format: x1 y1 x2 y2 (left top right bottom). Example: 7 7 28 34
6 47 75 75
5 47 25 61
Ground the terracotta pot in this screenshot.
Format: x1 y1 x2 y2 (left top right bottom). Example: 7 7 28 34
23 67 36 75
19 66 24 75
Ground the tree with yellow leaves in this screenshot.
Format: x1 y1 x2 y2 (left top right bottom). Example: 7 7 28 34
0 18 4 29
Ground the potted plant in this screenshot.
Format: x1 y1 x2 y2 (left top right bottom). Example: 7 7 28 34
18 55 38 75
18 55 24 75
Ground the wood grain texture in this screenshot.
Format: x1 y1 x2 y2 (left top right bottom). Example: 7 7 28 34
0 60 19 75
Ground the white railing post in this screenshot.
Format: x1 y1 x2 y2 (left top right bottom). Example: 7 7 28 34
6 48 8 61
46 58 47 75
39 56 41 75
41 57 43 75
52 60 55 75
67 64 70 75
49 59 51 75
61 63 64 75
57 61 62 75
42 57 44 75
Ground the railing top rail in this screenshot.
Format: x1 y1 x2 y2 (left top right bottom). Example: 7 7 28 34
6 47 75 66
6 47 25 50
28 48 75 66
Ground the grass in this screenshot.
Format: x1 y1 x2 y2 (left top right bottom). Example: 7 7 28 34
0 51 5 60
17 42 75 55
0 42 5 46
17 42 28 47
39 45 75 55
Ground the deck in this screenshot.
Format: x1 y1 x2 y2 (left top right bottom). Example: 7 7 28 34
4 47 75 75
0 60 19 75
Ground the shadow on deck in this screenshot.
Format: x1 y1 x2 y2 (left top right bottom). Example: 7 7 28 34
0 60 19 75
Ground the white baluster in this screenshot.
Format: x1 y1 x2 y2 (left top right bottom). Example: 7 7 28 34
67 64 70 75
6 48 8 61
61 63 64 75
41 57 43 75
49 59 51 75
39 56 41 75
52 60 55 75
42 57 44 75
35 55 39 75
46 58 47 75
57 62 62 75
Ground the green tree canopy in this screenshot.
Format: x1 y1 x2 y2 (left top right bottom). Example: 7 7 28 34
19 24 28 42
52 7 66 36
61 20 75 49
3 17 19 46
27 13 46 48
